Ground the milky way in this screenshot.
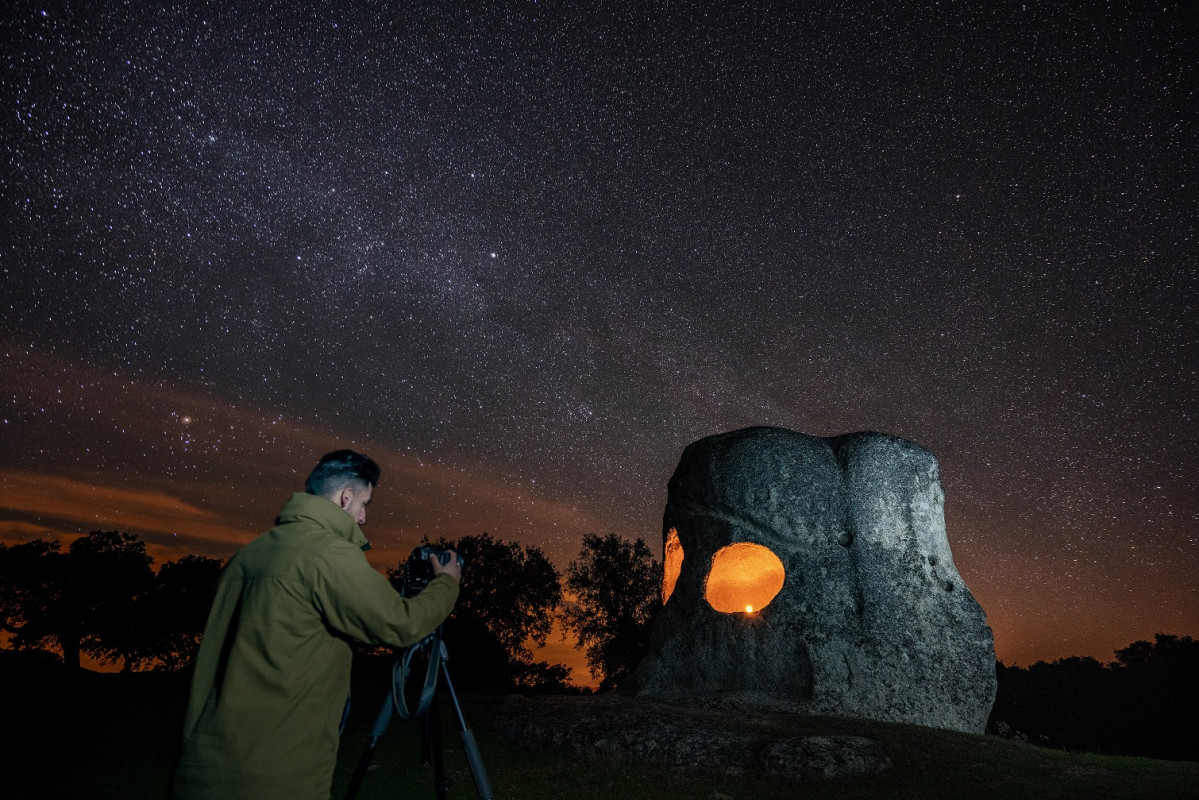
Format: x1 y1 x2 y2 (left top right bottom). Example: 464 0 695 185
2 1 1195 668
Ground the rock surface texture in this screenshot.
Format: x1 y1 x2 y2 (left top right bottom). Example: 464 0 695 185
629 427 997 733
497 694 892 781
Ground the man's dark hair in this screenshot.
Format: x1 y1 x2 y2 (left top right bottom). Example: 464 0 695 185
304 450 381 497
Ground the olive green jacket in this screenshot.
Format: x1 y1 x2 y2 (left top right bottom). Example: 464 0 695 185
172 492 458 800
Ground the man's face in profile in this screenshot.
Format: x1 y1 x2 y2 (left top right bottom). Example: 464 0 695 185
340 484 373 525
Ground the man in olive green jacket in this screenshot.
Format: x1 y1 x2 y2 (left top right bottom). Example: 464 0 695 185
172 450 461 800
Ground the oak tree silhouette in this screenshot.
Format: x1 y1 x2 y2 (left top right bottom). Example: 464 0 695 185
562 533 660 691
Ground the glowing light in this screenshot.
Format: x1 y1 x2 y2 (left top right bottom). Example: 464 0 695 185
662 527 684 604
704 542 785 614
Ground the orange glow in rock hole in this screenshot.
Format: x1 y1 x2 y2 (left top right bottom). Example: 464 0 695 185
662 527 684 604
704 542 785 614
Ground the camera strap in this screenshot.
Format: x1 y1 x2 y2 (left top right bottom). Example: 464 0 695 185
394 629 442 720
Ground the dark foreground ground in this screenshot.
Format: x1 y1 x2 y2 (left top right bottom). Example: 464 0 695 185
3 666 1197 800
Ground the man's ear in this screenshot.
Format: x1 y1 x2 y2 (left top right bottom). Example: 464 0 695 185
337 487 353 509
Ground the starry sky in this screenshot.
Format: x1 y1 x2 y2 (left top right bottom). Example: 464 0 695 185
1 1 1195 673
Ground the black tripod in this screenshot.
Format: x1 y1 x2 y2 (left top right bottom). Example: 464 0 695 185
344 628 493 800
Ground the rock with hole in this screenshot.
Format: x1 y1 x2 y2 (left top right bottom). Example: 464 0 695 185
629 426 996 733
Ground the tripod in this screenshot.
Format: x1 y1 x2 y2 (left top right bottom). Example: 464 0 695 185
344 628 493 800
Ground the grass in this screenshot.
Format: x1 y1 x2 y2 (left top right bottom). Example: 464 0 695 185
3 671 1196 799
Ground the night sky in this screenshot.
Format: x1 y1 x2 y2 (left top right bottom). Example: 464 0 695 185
2 1 1195 674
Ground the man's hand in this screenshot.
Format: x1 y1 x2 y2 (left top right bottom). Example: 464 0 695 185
429 549 462 583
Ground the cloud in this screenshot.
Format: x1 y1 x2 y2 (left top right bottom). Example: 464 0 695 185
0 518 62 539
0 344 616 569
0 469 254 550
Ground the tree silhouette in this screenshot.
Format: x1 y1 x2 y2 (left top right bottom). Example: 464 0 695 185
0 531 156 670
119 554 223 671
68 531 157 671
0 538 65 654
1112 634 1199 760
0 531 219 672
389 533 568 691
990 634 1199 761
154 554 223 669
562 533 660 691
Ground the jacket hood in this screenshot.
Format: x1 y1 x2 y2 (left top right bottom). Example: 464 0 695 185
275 492 370 550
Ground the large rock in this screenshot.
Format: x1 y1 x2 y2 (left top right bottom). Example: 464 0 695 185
629 427 996 733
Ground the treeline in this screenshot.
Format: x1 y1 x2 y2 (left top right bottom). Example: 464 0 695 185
4 531 1196 762
0 530 661 692
0 531 219 672
990 634 1199 762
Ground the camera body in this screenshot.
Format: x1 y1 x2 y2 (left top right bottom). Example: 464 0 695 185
400 545 464 597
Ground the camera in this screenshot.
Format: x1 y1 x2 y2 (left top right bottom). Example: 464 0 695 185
400 545 464 596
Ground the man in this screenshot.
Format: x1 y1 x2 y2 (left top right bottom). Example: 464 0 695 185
172 450 461 800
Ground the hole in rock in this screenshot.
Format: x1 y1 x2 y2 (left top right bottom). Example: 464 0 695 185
662 527 684 604
704 542 785 614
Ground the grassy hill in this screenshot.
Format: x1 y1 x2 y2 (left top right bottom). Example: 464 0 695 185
3 670 1196 799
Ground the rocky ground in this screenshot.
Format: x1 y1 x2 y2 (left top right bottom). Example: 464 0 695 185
494 693 892 782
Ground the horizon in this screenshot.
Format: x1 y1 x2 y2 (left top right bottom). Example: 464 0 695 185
1 353 1192 675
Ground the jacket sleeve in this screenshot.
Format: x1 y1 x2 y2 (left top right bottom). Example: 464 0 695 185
309 543 459 648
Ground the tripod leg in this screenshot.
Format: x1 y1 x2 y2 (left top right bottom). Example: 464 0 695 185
421 706 432 767
344 742 378 800
429 694 451 800
344 694 395 800
439 662 493 800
